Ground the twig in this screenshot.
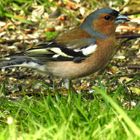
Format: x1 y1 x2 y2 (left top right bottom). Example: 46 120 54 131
127 65 140 69
116 34 140 39
108 72 140 80
125 11 140 16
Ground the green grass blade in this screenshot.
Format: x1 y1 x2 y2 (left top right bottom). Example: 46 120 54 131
94 87 140 137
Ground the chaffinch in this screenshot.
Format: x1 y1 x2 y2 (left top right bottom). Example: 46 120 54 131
0 8 129 86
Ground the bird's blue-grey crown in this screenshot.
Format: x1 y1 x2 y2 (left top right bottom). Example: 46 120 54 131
81 8 119 26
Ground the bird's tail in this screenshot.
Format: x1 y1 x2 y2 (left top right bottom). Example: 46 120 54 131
0 55 45 71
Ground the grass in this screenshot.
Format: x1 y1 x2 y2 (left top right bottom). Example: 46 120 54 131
0 84 140 140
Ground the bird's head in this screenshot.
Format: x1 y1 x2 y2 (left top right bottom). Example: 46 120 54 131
80 8 129 38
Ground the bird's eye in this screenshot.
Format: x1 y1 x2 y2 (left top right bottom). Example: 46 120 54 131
104 15 111 20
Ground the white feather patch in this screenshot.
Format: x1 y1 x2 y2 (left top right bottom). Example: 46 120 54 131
50 48 72 58
27 49 49 54
4 57 11 60
52 54 60 58
20 62 46 71
81 44 97 55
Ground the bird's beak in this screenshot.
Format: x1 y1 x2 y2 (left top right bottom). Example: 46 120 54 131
115 14 130 24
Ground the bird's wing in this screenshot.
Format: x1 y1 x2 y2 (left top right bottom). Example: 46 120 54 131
55 28 95 49
26 28 97 63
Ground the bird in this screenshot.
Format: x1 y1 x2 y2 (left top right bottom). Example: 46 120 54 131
0 8 129 89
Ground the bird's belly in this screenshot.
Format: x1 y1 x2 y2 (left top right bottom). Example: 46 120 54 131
45 59 109 79
44 62 83 79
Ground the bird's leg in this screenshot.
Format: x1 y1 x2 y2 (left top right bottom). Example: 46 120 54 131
63 79 71 89
63 79 77 93
47 75 58 92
